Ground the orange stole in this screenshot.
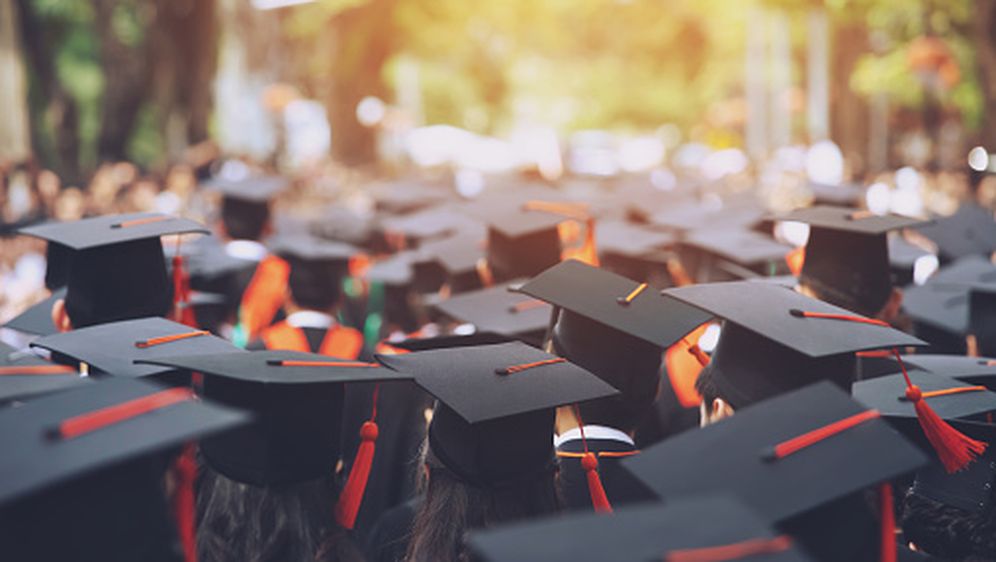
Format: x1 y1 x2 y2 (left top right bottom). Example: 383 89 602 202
665 323 709 408
262 321 364 359
239 255 291 341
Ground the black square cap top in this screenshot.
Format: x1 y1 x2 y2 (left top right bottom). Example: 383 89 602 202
419 235 486 275
776 205 928 235
915 203 996 261
432 281 553 338
467 495 813 562
367 180 451 214
485 206 566 239
596 220 675 257
365 251 417 286
808 180 864 207
2 287 65 336
376 341 617 424
517 259 713 348
30 317 240 381
903 256 996 334
622 381 928 523
203 175 288 202
18 212 208 251
139 350 409 486
901 354 996 389
0 376 247 505
0 344 89 404
852 369 996 421
684 228 793 267
386 332 512 352
664 280 925 357
380 205 482 241
268 234 358 263
376 342 617 485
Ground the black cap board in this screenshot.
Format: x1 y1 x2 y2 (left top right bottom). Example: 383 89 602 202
367 181 450 214
915 203 996 262
517 259 712 348
365 251 417 287
386 332 512 352
45 241 72 291
30 317 240 382
888 235 933 287
18 212 208 251
683 228 793 268
903 256 996 336
0 345 89 404
596 220 675 257
663 281 924 406
467 496 813 562
376 342 617 485
381 206 483 242
901 354 996 390
808 181 864 208
779 206 927 316
968 283 996 357
485 208 564 281
852 369 996 422
137 350 410 486
432 281 552 340
203 175 288 202
270 235 357 310
0 377 247 561
2 287 66 336
623 381 928 523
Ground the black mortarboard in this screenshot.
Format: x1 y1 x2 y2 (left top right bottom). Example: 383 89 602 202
915 203 996 263
386 332 512 352
419 235 487 293
968 283 996 357
203 175 287 203
903 256 996 350
376 342 617 485
136 350 410 485
663 281 925 406
623 381 927 523
30 317 239 384
910 421 996 514
2 287 65 336
486 209 564 281
901 354 996 390
0 377 247 561
270 235 356 310
45 241 72 290
381 206 483 243
19 213 209 328
853 369 996 427
808 180 864 208
683 228 792 279
467 496 813 562
888 235 933 286
309 206 383 250
367 181 450 214
649 198 767 234
0 344 88 405
780 206 927 316
596 220 677 284
366 251 416 287
432 282 552 343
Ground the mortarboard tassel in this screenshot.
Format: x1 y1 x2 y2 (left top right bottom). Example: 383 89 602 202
664 535 793 562
790 309 988 472
573 405 613 514
335 383 381 530
171 443 199 562
172 254 197 328
785 245 805 277
879 482 896 562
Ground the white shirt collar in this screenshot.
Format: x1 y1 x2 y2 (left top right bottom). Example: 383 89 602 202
554 424 635 448
224 240 268 262
285 310 335 329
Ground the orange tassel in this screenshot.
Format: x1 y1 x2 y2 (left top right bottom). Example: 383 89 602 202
892 350 988 473
171 444 198 562
581 452 613 514
785 246 805 277
879 483 896 562
334 383 382 529
172 255 197 328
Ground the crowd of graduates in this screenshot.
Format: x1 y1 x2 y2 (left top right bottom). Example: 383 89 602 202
0 146 996 562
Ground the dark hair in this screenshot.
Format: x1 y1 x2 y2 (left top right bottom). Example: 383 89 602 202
286 258 345 312
405 443 562 562
196 467 361 562
902 490 996 561
221 198 270 241
694 363 726 409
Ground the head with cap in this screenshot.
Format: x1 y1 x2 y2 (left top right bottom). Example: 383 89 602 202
210 177 285 242
969 285 996 358
272 236 355 314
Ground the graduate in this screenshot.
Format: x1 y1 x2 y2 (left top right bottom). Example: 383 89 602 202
517 259 710 512
372 341 617 562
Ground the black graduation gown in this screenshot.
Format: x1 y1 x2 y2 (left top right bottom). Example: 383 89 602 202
556 436 653 512
364 498 420 562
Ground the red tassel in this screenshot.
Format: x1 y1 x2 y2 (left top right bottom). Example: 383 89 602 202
334 421 379 529
172 254 197 328
892 350 988 473
581 452 613 513
171 444 198 562
879 483 896 562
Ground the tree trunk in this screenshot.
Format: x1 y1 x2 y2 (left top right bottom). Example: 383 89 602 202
974 0 996 150
0 0 31 163
94 0 152 162
327 0 398 168
830 22 871 177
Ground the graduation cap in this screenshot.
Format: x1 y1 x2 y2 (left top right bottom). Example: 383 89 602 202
432 282 553 344
385 332 512 353
418 235 487 293
663 280 924 407
915 203 996 263
380 205 483 243
467 496 813 562
623 382 927 562
18 213 209 328
0 377 247 561
779 206 927 316
888 235 933 287
808 181 865 208
903 256 996 351
2 287 66 336
485 208 564 281
44 241 72 291
203 175 287 202
366 252 417 287
269 235 357 311
596 220 677 284
0 343 88 405
910 421 996 515
376 342 617 486
901 354 996 390
204 176 286 241
136 349 410 520
367 181 451 214
649 198 767 234
309 206 383 250
30 317 240 384
683 228 793 279
968 283 996 357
